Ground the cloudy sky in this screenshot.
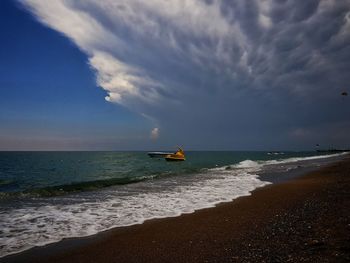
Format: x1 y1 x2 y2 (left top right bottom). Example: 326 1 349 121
0 0 350 150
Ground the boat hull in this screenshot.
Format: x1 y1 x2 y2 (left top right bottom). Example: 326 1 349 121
165 157 185 161
147 152 173 158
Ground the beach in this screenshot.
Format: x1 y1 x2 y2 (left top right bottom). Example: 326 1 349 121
2 155 349 263
2 1 350 262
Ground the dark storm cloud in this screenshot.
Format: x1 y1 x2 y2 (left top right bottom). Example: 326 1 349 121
21 0 350 149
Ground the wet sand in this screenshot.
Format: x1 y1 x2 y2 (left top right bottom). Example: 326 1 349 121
2 156 350 263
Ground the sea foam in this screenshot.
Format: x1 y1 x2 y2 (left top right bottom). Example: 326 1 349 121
0 152 345 258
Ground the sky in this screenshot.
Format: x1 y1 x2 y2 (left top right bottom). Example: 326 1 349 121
0 0 350 151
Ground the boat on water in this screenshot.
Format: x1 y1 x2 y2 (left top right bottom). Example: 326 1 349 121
147 147 186 161
147 151 173 158
165 147 185 161
267 151 285 155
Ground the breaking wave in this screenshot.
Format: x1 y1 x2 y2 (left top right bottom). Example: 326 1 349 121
0 152 346 258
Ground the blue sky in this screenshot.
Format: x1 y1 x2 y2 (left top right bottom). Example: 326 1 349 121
1 0 350 150
0 0 153 150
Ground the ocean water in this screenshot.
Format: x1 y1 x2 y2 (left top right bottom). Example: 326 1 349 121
0 151 346 257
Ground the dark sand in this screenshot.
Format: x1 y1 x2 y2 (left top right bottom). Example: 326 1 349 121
2 157 350 263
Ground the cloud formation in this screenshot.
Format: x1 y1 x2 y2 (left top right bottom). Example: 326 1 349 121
20 0 350 149
150 127 159 140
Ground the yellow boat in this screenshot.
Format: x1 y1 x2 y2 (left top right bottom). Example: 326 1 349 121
165 147 185 161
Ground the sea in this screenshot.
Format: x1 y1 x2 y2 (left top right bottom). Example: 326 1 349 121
0 151 347 258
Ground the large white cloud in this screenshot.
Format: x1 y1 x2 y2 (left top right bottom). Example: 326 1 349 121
20 0 350 148
20 0 245 106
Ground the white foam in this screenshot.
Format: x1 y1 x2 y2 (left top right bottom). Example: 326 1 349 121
263 152 347 166
234 159 260 169
233 152 345 169
0 152 345 258
0 166 270 257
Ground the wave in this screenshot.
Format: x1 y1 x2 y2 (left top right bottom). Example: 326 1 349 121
0 179 14 186
0 151 347 258
1 152 345 200
221 152 346 171
0 175 159 199
0 161 270 258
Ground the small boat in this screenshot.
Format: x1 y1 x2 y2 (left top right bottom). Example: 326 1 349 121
165 147 185 161
267 151 284 155
147 151 173 158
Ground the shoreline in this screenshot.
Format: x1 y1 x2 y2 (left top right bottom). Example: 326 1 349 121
2 156 350 262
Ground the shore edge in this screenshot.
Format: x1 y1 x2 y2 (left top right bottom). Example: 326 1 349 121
2 156 350 262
